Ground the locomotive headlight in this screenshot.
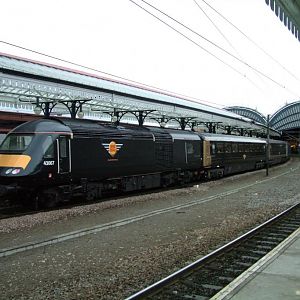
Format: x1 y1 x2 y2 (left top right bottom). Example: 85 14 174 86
11 169 21 175
5 168 13 174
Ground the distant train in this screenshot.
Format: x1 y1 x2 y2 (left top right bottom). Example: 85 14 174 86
0 118 289 207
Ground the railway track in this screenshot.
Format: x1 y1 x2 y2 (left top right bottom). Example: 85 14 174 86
126 202 300 300
0 203 62 220
0 185 188 220
0 160 297 220
0 204 29 220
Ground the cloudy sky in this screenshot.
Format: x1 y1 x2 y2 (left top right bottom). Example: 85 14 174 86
0 0 299 116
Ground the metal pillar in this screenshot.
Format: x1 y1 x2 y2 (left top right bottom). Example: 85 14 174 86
266 114 270 176
131 110 155 126
33 97 57 117
61 100 89 119
226 126 232 135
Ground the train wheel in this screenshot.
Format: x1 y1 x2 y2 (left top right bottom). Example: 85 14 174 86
38 188 61 209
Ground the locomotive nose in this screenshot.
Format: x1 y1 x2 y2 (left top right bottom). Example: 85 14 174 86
0 184 9 197
0 184 17 199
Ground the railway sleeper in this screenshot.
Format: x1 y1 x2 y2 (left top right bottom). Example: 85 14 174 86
279 222 300 228
201 283 223 291
223 267 245 275
269 228 297 234
250 244 273 250
235 247 267 257
234 261 255 268
261 234 287 240
218 276 234 283
255 237 285 243
181 285 218 298
192 274 232 287
240 255 262 261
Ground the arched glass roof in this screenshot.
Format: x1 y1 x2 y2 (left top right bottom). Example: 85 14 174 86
270 101 300 131
226 103 300 133
225 106 267 125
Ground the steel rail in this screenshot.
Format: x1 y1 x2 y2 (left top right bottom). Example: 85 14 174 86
0 167 298 258
126 202 300 299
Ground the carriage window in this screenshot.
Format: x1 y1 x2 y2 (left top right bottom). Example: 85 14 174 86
216 143 224 153
211 143 216 155
256 144 264 153
42 136 54 158
225 143 231 153
239 143 248 152
232 144 238 153
0 134 33 151
186 142 194 155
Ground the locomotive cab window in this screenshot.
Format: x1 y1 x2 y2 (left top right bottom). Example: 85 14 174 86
0 134 33 152
59 136 68 158
58 136 71 173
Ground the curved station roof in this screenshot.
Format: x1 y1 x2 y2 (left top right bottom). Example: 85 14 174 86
226 101 300 132
0 52 276 136
225 107 267 125
269 101 300 131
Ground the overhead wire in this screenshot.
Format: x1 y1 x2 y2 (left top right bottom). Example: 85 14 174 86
198 0 300 82
127 0 247 79
131 0 299 97
192 0 266 94
192 0 238 55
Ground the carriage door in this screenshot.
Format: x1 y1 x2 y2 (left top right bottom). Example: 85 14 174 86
58 136 71 173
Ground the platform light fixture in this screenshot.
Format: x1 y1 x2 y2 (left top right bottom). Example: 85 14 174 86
111 115 118 123
33 105 42 115
33 97 42 115
77 106 84 119
160 121 166 128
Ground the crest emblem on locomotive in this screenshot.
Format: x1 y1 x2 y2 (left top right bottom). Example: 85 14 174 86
102 141 123 158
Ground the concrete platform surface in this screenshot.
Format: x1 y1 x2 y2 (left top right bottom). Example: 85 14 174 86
214 228 300 300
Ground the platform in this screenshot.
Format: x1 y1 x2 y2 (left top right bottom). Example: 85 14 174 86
213 228 300 300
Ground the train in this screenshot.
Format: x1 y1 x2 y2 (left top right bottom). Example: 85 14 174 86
0 117 290 207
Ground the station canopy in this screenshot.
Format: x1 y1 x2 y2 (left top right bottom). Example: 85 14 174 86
265 0 300 41
0 52 278 136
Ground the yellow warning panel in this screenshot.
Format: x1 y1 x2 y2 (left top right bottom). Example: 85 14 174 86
0 154 31 169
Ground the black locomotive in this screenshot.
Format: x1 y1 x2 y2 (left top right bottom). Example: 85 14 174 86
0 118 289 207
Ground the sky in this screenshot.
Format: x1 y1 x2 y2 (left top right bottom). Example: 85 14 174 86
0 0 300 117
